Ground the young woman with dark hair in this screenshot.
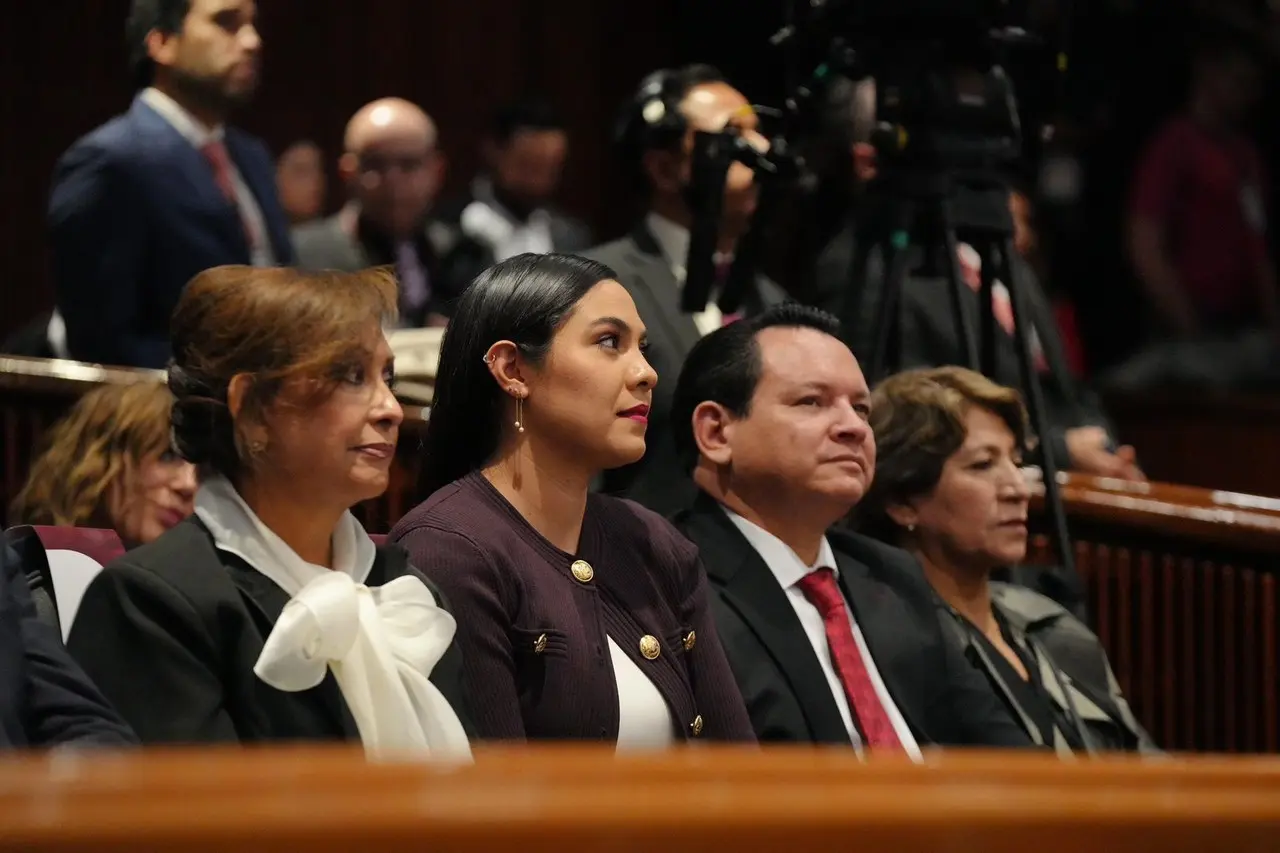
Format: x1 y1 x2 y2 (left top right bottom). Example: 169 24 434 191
391 252 755 748
67 265 472 758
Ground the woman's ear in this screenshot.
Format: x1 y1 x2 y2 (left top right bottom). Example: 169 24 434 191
690 401 733 467
884 501 918 532
483 341 527 399
227 374 269 449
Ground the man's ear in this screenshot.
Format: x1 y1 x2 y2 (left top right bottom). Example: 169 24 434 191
690 401 734 467
144 28 179 70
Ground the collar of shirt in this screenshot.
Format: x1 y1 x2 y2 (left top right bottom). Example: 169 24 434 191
141 87 225 148
645 212 732 285
470 176 551 228
722 506 838 590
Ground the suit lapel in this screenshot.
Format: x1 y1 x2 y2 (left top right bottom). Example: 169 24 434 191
624 227 702 356
131 99 251 260
683 497 849 743
831 552 930 740
224 560 360 739
225 130 291 263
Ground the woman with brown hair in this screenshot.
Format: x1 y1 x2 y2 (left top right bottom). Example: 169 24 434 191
11 382 197 548
67 266 472 758
854 366 1158 754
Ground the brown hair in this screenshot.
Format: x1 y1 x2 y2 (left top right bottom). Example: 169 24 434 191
168 265 398 479
854 366 1030 543
10 381 175 528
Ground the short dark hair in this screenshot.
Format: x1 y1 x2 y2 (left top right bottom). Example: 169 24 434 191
670 303 842 470
418 253 617 496
614 64 726 187
491 98 565 145
126 0 191 90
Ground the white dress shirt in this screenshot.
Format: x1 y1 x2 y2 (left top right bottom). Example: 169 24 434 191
645 212 730 336
458 177 554 261
609 636 676 751
725 508 923 760
141 87 275 267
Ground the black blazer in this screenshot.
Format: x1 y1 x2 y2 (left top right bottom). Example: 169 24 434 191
390 472 756 744
673 493 1031 747
584 224 789 517
66 517 472 745
0 544 135 750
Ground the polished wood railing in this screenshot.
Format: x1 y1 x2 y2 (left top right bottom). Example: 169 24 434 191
4 357 1279 754
4 745 1280 852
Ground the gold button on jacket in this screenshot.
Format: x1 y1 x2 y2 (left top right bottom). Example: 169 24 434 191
533 633 548 654
639 634 661 660
683 630 697 651
570 560 594 583
690 714 704 736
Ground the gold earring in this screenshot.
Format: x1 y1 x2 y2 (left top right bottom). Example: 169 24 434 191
512 388 525 434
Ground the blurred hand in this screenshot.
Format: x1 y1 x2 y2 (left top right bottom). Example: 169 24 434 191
1065 426 1147 482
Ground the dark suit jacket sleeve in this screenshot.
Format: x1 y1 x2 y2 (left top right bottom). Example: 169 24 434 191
938 625 1035 748
670 536 756 741
4 545 136 748
396 526 527 741
67 562 240 744
47 141 161 367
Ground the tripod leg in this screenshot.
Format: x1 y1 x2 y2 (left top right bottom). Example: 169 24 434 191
868 234 913 384
996 238 1076 577
940 203 978 370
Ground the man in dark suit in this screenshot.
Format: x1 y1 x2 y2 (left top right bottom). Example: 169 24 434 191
670 303 1030 750
47 0 295 368
293 98 490 326
0 543 136 749
437 98 590 262
586 65 787 516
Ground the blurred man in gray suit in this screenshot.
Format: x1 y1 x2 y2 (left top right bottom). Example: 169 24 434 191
586 65 787 516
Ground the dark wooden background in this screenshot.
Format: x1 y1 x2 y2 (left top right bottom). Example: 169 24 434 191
0 0 682 341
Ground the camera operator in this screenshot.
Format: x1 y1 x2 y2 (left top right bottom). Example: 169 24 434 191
814 76 1144 482
585 65 788 516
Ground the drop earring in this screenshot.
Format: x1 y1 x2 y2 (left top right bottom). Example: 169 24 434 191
512 388 525 434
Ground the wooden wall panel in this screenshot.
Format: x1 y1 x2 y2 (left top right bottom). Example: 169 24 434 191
0 0 677 341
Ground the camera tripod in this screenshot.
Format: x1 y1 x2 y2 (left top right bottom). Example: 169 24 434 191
841 172 1076 577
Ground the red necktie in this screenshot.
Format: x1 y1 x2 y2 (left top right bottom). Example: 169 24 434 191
796 568 904 751
201 140 255 249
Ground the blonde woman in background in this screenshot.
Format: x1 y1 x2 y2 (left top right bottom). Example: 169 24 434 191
10 382 197 548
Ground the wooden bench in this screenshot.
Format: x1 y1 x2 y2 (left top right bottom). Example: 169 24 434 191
2 745 1280 852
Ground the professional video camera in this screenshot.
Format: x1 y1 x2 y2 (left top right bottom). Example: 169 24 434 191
683 0 1077 574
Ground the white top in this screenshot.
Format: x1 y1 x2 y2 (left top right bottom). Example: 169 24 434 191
458 177 554 261
608 636 676 751
725 509 923 761
141 87 276 267
645 212 728 336
194 476 472 762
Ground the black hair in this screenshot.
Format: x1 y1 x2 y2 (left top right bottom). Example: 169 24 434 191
613 63 727 188
490 98 566 145
418 253 618 496
126 0 191 90
670 303 844 471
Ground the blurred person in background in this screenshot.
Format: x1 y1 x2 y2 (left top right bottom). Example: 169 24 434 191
276 140 327 225
47 0 294 368
293 98 489 326
441 98 591 261
11 382 197 550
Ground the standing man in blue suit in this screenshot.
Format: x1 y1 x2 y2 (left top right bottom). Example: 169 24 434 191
48 0 295 369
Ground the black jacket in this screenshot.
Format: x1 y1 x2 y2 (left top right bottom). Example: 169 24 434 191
67 517 473 745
